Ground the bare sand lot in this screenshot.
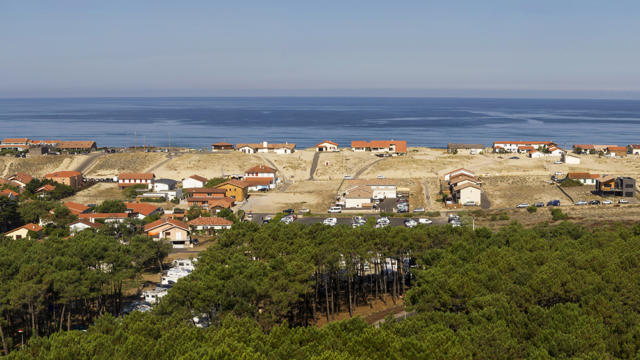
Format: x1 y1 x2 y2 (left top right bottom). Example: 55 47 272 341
65 182 127 204
0 155 85 178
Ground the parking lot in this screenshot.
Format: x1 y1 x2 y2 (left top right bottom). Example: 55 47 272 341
246 213 448 227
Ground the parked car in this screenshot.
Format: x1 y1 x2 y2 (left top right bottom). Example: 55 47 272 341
553 160 563 164
377 217 390 225
404 219 417 228
547 200 561 206
574 200 587 206
413 207 425 213
418 218 432 225
282 209 295 215
534 202 544 207
328 206 342 213
619 199 630 204
589 200 600 205
509 156 520 160
299 208 310 214
353 216 366 225
323 218 338 226
377 175 385 179
343 175 354 180
463 201 477 206
262 215 273 224
516 203 530 208
602 200 613 205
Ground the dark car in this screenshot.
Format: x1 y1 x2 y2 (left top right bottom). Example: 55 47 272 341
547 200 561 206
282 209 295 215
509 156 520 160
589 200 601 205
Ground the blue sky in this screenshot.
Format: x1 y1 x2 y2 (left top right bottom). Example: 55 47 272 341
1 0 640 98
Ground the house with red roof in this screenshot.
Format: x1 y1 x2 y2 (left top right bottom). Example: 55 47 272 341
69 219 103 233
124 202 163 220
183 174 208 189
607 146 628 157
211 142 234 151
493 141 554 153
0 189 19 200
6 172 33 188
566 172 600 185
188 216 233 232
144 218 191 248
44 171 83 188
316 141 339 152
350 140 407 154
35 184 56 198
118 173 155 189
236 141 295 154
4 223 42 240
78 213 130 224
64 202 90 215
243 165 277 190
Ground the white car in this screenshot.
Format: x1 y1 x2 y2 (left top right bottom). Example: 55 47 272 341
418 218 432 225
574 200 587 206
404 219 417 228
602 200 613 205
353 216 366 225
328 206 342 213
352 223 363 228
323 217 338 226
343 175 354 180
413 207 425 213
376 217 390 225
516 203 530 208
619 199 630 204
553 160 563 164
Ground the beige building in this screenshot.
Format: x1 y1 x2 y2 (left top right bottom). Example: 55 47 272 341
453 183 482 206
44 171 83 188
4 223 42 240
144 219 191 248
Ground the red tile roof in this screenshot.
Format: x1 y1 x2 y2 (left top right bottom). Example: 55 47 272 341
568 172 600 179
607 146 627 152
2 138 29 144
119 173 154 180
5 223 42 235
244 177 274 186
8 172 33 185
124 202 161 216
444 168 475 176
64 202 90 214
211 142 234 146
0 189 19 197
188 174 208 182
245 165 276 174
144 218 189 232
187 217 233 226
216 179 249 189
208 198 235 208
185 187 226 194
45 171 82 178
78 213 129 219
35 184 56 192
494 141 553 145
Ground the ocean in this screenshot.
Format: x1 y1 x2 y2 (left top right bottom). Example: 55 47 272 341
1 97 640 149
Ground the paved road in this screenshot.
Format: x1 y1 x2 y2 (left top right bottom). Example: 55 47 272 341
309 152 321 180
246 213 449 227
354 158 383 179
74 152 104 173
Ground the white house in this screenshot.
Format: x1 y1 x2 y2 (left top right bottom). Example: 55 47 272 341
316 141 339 152
447 143 484 155
631 145 640 155
69 219 102 233
567 173 599 185
453 183 482 206
118 173 155 189
143 287 168 304
236 142 295 154
153 179 177 192
183 175 207 189
78 213 129 224
244 165 277 190
493 141 554 153
529 150 544 158
548 146 565 156
370 183 397 199
562 153 581 164
343 187 373 209
187 217 233 231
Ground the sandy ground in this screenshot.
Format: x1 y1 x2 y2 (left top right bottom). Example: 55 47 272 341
65 182 127 204
5 149 640 214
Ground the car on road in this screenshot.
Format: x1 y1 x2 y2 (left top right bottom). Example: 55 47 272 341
299 208 310 214
516 203 530 208
602 200 613 205
574 200 587 205
353 216 366 225
377 175 385 179
328 206 342 213
509 156 520 160
418 218 432 225
619 199 630 204
323 218 338 226
262 215 273 224
377 217 390 225
282 209 295 215
404 219 417 228
413 207 425 213
534 202 545 207
343 175 354 180
589 200 600 205
547 200 561 206
281 215 296 224
553 160 563 164
463 201 477 206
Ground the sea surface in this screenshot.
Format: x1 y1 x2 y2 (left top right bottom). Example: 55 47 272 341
1 97 640 149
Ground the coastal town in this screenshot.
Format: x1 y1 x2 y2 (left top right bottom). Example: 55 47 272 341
2 135 640 311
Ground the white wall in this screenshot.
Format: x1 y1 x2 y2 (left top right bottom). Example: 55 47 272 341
182 178 204 189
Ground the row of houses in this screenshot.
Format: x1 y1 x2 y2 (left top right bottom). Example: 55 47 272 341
573 144 640 157
565 172 636 197
0 171 84 200
211 140 408 154
1 138 97 153
441 168 483 206
491 141 640 158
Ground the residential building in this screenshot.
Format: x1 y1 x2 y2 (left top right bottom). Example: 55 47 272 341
185 187 226 198
215 180 249 201
0 189 18 200
211 142 234 151
118 173 155 189
566 172 600 185
44 171 83 188
316 141 339 152
548 145 565 156
124 202 163 220
182 175 208 189
64 202 90 215
442 168 482 206
596 177 636 197
350 140 407 153
343 186 374 209
153 179 177 192
4 223 42 240
236 141 296 154
78 213 130 224
244 165 277 190
188 217 233 232
207 197 235 213
453 183 482 206
529 150 544 158
144 219 191 248
449 174 481 188
607 146 628 157
1 138 30 152
631 145 640 155
442 168 476 182
562 153 581 164
35 184 56 198
573 144 595 154
492 141 554 153
447 143 484 155
56 141 97 152
69 219 102 233
244 177 274 191
6 172 33 188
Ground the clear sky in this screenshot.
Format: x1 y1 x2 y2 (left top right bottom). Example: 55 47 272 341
1 0 640 98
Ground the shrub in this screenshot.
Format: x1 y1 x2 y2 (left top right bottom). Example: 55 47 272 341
551 208 568 221
380 212 394 218
498 214 510 221
425 211 441 217
560 179 583 187
490 214 498 221
527 205 537 213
